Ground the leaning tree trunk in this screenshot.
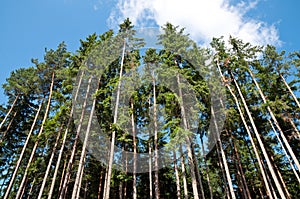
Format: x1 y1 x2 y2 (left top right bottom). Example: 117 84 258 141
47 70 84 199
180 145 188 199
59 74 92 199
216 61 273 198
37 125 64 199
0 111 17 144
104 38 126 199
0 94 19 129
268 119 300 184
280 73 300 109
16 72 55 199
248 70 300 172
176 73 199 199
72 91 97 198
229 70 286 199
211 105 236 199
173 152 181 199
200 136 213 199
3 101 43 199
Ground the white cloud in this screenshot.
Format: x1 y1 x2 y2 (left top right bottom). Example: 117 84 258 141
108 0 280 46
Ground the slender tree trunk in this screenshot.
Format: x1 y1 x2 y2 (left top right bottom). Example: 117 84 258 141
232 139 251 198
176 73 199 199
179 145 188 199
72 85 97 198
57 159 67 198
131 99 137 199
104 38 126 199
229 70 286 199
26 177 36 199
75 154 86 199
3 100 43 199
48 70 84 199
0 111 17 144
268 119 300 184
0 94 19 129
16 72 55 199
288 118 300 138
224 80 273 198
152 70 160 199
280 74 300 109
59 74 92 199
191 144 205 199
149 124 153 199
249 70 300 173
200 137 213 199
38 125 64 199
97 170 104 199
173 152 181 199
270 155 291 199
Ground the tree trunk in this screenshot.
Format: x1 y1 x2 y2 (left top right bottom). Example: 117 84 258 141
3 100 43 199
232 138 251 198
131 99 137 199
48 70 84 199
176 73 199 199
180 145 188 199
216 61 274 198
59 74 93 199
0 94 19 129
152 69 160 199
0 111 17 144
200 136 213 199
38 125 64 199
280 74 300 109
104 38 126 199
270 155 291 199
249 70 300 173
268 119 300 184
16 72 55 199
72 83 97 198
230 70 286 199
97 170 104 199
173 152 181 199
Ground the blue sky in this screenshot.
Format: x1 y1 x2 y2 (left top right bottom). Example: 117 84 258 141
0 0 299 105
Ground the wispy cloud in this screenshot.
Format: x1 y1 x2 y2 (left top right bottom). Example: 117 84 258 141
108 0 280 46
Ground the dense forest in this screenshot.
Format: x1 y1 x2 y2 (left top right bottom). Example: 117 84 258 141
0 19 299 198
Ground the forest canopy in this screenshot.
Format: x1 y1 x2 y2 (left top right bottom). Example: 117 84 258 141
0 19 300 199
